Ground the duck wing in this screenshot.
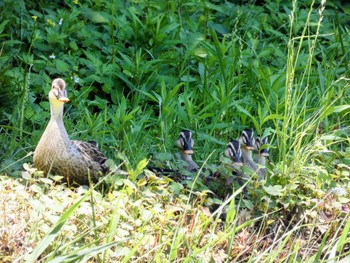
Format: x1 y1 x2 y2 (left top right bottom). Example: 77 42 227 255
72 140 109 174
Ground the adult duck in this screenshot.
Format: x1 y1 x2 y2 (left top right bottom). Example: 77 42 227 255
33 78 109 185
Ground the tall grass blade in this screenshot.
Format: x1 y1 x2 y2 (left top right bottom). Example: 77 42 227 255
48 241 121 263
26 193 90 263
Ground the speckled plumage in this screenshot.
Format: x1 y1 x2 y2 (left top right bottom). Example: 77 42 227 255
33 78 109 185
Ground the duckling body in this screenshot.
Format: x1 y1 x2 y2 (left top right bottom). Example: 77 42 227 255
33 78 108 185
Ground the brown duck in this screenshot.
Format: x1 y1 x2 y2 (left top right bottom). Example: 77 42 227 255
33 78 109 185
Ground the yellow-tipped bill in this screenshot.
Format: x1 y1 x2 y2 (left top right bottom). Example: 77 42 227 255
233 161 243 167
184 149 194 155
58 97 70 102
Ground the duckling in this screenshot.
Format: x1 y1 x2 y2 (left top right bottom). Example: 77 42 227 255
239 129 267 179
239 129 258 174
224 139 246 184
176 130 199 172
254 136 269 180
255 136 269 164
33 78 109 185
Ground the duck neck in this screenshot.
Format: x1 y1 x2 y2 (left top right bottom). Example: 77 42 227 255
180 152 199 170
180 151 193 163
241 148 253 163
258 154 266 166
48 100 70 141
50 101 65 120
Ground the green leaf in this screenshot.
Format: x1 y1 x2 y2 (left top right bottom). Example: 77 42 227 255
136 158 149 171
333 105 350 113
0 20 9 34
83 8 110 23
263 185 286 196
55 59 70 72
194 48 208 58
123 179 136 189
263 114 284 123
27 193 89 263
48 241 121 263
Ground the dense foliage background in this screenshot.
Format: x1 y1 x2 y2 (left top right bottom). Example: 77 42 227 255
0 0 349 262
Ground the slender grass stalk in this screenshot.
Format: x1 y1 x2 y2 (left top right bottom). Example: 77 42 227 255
26 193 90 263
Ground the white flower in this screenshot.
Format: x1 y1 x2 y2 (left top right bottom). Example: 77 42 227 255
71 76 80 83
59 18 63 26
330 187 347 197
49 54 56 59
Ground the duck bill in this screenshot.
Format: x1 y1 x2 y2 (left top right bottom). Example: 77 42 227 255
246 145 255 151
233 161 243 167
260 147 269 156
183 140 194 155
233 154 243 166
184 149 194 155
58 97 70 102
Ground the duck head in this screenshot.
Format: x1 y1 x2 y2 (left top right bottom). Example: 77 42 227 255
49 78 69 119
224 139 243 166
176 130 194 155
255 136 269 157
239 129 255 151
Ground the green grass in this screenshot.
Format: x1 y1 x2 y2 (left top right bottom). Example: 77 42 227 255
1 0 350 262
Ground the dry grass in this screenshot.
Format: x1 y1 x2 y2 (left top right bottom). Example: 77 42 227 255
1 165 349 262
